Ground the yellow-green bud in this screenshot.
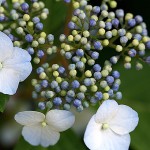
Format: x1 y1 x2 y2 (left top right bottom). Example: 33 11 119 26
41 13 47 20
125 13 133 21
99 28 105 36
53 71 59 77
112 29 118 36
103 39 109 46
39 72 46 79
105 86 110 92
116 45 123 52
69 70 77 77
80 85 87 92
32 41 39 47
101 10 108 18
138 43 145 51
33 57 40 64
73 2 79 9
72 30 78 36
132 39 139 46
81 57 87 63
109 1 117 8
33 2 40 9
126 32 132 39
143 36 149 43
91 85 98 92
88 59 95 66
125 56 131 62
91 15 98 21
101 70 109 77
83 30 90 37
40 32 46 38
56 77 62 83
136 26 142 33
23 14 30 21
60 90 66 96
103 93 109 100
85 70 92 77
68 35 74 41
64 45 71 51
71 16 78 22
31 79 37 86
38 37 45 44
14 41 20 47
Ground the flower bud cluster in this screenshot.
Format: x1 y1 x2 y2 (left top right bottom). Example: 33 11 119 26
60 0 150 70
0 0 57 64
32 61 122 111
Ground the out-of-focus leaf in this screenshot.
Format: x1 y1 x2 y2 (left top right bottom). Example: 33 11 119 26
0 94 9 112
44 0 68 35
14 129 87 150
115 62 150 150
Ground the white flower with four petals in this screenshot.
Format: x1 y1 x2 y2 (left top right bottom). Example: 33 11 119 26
0 32 32 95
15 110 75 147
84 100 139 150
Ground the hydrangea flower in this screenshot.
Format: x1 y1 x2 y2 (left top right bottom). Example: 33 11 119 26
0 32 32 95
84 100 139 150
15 110 75 147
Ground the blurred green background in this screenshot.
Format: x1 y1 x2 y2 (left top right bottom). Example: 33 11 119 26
0 0 150 150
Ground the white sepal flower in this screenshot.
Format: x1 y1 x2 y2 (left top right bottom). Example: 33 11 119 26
0 32 32 95
84 100 139 150
15 110 75 147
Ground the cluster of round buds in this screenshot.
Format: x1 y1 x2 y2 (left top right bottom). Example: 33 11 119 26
63 0 87 5
0 0 56 64
32 61 122 112
59 0 150 70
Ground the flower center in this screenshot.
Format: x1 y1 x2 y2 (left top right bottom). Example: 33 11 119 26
0 62 3 70
102 123 109 130
41 121 47 127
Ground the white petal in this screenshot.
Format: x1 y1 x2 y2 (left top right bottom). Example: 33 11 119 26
84 116 130 150
22 125 41 146
46 110 75 132
84 115 103 150
22 125 60 147
40 126 60 147
110 105 139 135
15 111 45 126
95 100 119 123
0 68 20 95
3 47 32 81
0 32 13 61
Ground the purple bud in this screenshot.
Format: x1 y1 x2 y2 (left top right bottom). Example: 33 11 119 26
21 3 29 11
68 21 75 29
53 97 62 106
37 50 44 58
94 41 102 50
90 19 96 26
128 49 137 57
112 18 119 28
25 34 33 42
128 19 136 27
35 22 43 30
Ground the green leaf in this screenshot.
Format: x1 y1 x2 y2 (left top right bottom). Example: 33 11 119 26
44 0 68 34
0 94 9 112
115 62 150 150
14 129 87 150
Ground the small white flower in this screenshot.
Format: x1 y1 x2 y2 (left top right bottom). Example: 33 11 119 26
15 110 75 147
84 100 139 150
0 32 32 95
